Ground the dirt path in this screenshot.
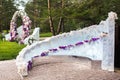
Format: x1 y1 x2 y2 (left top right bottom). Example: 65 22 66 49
0 56 120 80
0 60 21 80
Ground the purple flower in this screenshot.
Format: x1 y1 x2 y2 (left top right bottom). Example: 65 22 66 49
49 48 58 52
27 61 32 71
10 33 12 36
19 40 24 44
23 28 27 31
91 38 100 41
75 42 84 46
59 46 67 50
84 40 89 43
41 52 48 56
67 45 74 48
9 38 14 42
15 33 18 36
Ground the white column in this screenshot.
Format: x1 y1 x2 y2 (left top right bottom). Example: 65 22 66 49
102 12 117 71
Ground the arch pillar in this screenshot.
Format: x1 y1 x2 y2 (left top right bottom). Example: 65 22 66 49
102 12 118 71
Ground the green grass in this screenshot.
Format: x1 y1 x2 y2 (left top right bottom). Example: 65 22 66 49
0 40 26 60
0 32 57 61
40 32 53 37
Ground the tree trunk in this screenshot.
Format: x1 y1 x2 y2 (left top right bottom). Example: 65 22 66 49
57 17 63 34
48 0 55 36
57 0 64 34
61 18 64 32
33 0 37 28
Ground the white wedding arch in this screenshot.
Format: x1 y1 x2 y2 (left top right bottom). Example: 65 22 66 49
5 10 40 45
16 12 118 78
10 10 32 43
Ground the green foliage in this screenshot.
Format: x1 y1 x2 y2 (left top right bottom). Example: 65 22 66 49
25 0 120 34
0 33 2 40
1 0 120 34
0 0 17 32
0 40 26 60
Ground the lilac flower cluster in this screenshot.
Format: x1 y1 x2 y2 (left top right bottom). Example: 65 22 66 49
75 42 84 46
27 61 32 71
67 44 74 48
41 52 48 56
59 46 67 50
49 48 58 52
91 38 100 41
84 40 89 43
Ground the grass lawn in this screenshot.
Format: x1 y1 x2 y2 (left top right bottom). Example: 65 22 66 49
0 32 53 61
40 32 52 37
0 40 26 60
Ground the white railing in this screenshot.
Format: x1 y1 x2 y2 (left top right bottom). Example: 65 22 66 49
23 27 40 45
5 25 23 41
16 12 118 78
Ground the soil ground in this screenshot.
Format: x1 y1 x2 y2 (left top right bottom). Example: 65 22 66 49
0 56 120 80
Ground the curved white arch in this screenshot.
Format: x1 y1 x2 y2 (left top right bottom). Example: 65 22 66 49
10 10 32 43
16 12 118 77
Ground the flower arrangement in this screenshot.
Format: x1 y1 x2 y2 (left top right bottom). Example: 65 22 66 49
49 48 58 52
75 42 84 46
10 11 32 44
41 52 49 56
27 61 32 71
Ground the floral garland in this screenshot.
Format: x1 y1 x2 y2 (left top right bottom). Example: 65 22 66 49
10 21 17 41
21 16 31 43
27 37 100 71
10 11 32 43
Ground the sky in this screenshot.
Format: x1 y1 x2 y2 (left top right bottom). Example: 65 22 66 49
14 0 29 10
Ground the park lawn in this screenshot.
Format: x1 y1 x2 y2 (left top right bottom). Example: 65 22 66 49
40 32 52 37
40 32 63 37
0 32 54 60
0 40 26 60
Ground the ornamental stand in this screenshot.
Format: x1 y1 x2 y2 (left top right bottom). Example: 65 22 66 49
102 12 118 71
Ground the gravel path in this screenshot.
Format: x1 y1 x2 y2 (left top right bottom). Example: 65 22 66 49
0 56 120 80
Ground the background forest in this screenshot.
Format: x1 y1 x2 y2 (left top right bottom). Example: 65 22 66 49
0 0 120 35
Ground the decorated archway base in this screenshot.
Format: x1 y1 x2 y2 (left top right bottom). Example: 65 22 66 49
16 12 118 78
5 10 40 45
5 25 22 41
10 10 31 42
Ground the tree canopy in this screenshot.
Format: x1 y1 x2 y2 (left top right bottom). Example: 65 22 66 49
25 0 120 35
0 0 120 34
0 0 17 32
